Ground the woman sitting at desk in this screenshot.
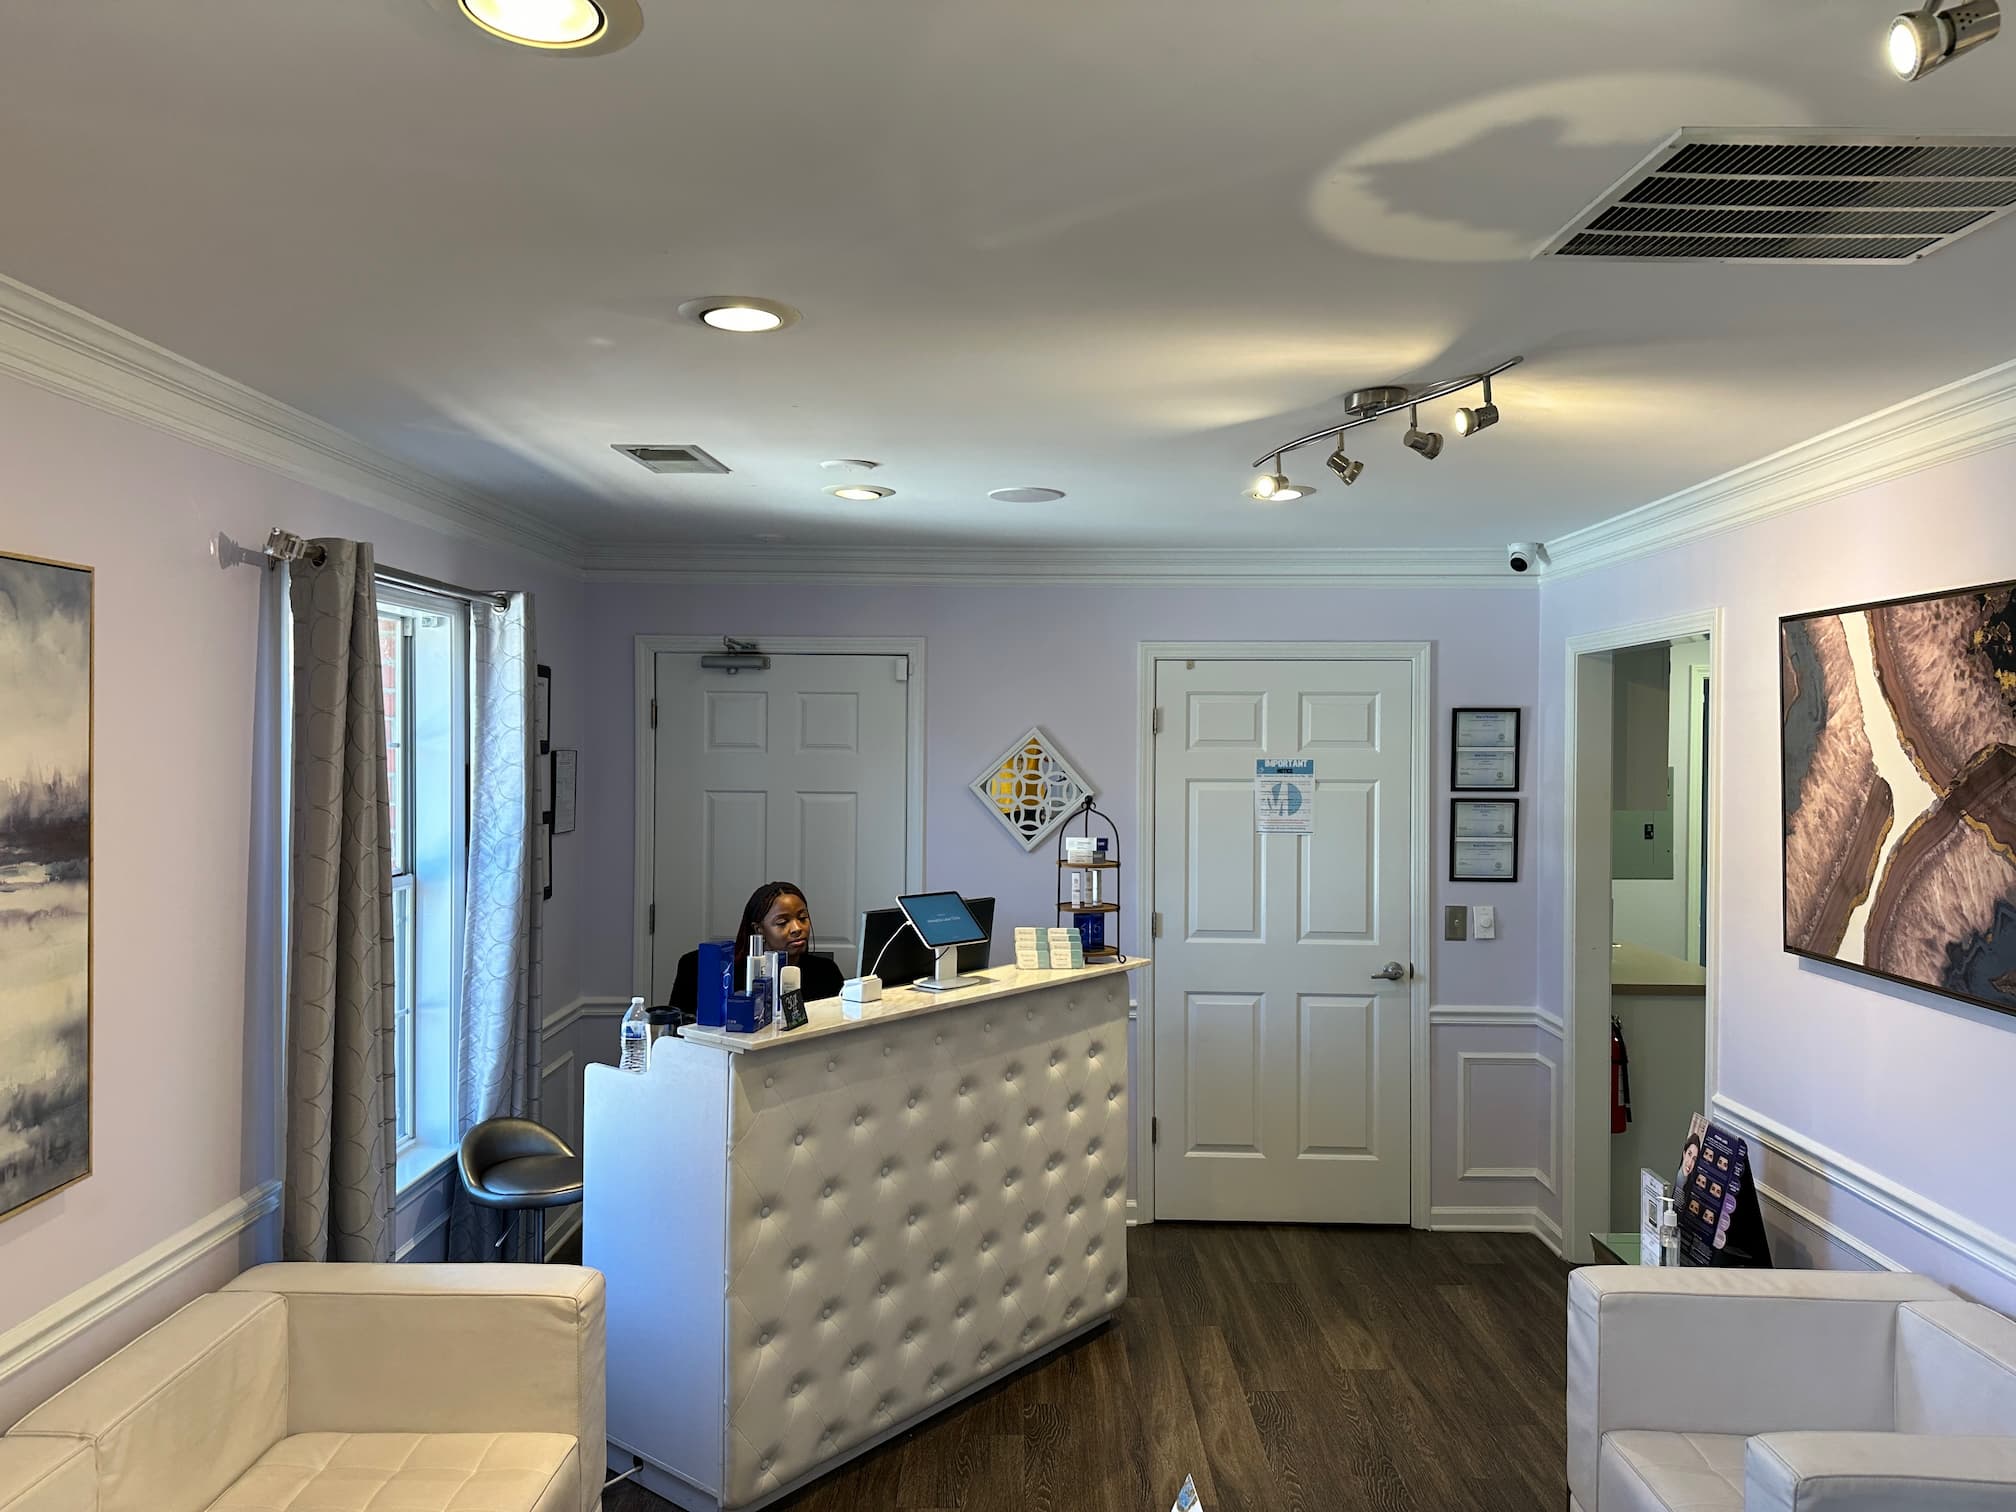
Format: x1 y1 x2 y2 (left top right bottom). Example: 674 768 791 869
666 880 846 1018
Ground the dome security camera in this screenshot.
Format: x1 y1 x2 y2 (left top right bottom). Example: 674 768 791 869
1506 542 1546 574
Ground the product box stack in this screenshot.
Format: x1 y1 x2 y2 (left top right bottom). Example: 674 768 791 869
1015 925 1086 970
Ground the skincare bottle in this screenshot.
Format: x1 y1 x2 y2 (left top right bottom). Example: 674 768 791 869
1070 872 1084 907
1658 1195 1680 1267
745 934 764 992
1088 869 1101 905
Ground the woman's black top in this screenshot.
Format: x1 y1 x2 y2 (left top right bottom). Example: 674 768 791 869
666 950 845 1017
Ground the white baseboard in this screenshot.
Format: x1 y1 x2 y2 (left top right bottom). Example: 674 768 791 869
1714 1097 2016 1295
0 1181 281 1385
1428 1203 1562 1255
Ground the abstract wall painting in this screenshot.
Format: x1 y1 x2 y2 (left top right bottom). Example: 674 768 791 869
1782 577 2016 1016
0 551 92 1221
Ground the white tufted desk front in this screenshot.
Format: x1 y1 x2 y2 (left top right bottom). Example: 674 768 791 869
584 959 1142 1510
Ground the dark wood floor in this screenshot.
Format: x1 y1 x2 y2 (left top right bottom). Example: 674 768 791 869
599 1224 1571 1512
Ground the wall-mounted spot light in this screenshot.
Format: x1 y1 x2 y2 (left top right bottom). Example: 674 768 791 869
1453 377 1501 438
1888 0 2000 78
1402 405 1444 459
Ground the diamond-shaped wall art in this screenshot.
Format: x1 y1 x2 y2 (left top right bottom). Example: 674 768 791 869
970 726 1095 852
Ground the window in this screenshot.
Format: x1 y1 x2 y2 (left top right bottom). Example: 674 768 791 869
376 585 468 1183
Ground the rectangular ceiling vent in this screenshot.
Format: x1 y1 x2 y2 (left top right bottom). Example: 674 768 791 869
613 443 730 475
1538 129 2016 265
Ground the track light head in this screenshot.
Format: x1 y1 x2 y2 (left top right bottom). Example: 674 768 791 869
1453 376 1501 438
1889 0 1999 78
1402 404 1444 459
1453 403 1499 437
1326 441 1365 485
1249 458 1288 500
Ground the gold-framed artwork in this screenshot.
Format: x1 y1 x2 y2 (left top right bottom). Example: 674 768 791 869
0 548 93 1222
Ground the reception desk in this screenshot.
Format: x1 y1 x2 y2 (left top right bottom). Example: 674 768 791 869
584 958 1141 1510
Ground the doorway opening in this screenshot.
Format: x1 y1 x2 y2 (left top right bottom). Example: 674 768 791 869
1564 614 1720 1261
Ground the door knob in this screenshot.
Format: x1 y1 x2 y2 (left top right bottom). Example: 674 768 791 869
1370 961 1408 981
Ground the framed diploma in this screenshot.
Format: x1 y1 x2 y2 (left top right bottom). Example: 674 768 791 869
1450 798 1519 881
1451 707 1519 791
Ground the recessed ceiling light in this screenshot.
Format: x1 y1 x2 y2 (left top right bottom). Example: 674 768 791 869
826 485 894 502
436 0 642 52
678 296 800 334
988 487 1066 504
820 459 882 473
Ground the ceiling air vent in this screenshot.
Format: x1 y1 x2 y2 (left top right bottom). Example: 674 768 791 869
612 444 730 475
1538 130 2016 265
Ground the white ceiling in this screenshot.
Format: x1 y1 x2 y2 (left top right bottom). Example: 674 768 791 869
3 1 2015 555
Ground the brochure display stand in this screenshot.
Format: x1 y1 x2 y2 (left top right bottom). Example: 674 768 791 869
1674 1114 1772 1268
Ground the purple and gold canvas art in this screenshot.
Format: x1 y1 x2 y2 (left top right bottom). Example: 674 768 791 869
1781 577 2016 1016
0 550 92 1221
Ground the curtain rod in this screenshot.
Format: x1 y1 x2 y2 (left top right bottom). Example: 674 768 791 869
211 531 510 607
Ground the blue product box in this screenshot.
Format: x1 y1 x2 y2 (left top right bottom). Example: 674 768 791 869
1073 912 1105 952
695 937 736 1028
724 990 773 1035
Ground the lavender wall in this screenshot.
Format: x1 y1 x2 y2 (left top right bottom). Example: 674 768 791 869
1539 443 2016 1306
0 371 582 1421
572 582 1543 1011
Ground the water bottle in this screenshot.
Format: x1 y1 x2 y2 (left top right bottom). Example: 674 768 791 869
619 996 649 1072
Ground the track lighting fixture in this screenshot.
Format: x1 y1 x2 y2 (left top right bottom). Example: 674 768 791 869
1453 377 1501 438
1401 405 1444 460
1243 355 1519 500
1888 0 2000 78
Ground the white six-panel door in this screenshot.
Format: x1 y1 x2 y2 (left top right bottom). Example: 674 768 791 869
1151 657 1416 1223
650 652 910 1001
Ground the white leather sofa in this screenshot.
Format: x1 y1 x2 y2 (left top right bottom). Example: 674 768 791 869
1569 1266 2016 1510
0 1263 604 1512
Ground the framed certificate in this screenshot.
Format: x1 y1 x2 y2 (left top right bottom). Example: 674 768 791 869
1450 798 1519 881
1452 707 1519 791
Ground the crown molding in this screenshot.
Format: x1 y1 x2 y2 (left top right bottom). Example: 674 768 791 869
576 542 1535 588
0 273 584 564
1545 355 2016 580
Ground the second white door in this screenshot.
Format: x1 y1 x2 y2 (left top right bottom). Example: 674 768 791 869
650 651 911 1000
1151 655 1417 1223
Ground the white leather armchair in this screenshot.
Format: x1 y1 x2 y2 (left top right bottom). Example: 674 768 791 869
1568 1267 2016 1512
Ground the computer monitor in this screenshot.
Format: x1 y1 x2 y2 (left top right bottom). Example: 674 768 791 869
859 897 994 990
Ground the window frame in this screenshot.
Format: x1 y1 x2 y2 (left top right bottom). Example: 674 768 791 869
375 582 470 1190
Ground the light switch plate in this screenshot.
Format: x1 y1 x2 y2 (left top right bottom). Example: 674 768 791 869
1444 905 1467 941
1475 905 1497 940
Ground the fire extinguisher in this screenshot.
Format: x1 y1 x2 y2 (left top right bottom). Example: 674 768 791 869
1611 1016 1633 1134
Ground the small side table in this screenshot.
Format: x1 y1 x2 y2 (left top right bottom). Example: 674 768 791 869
1589 1232 1644 1265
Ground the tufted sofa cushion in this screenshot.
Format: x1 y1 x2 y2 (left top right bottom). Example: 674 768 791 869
206 1432 575 1512
721 971 1130 1504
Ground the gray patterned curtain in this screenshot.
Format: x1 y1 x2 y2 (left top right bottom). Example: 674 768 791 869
448 591 544 1261
282 539 397 1263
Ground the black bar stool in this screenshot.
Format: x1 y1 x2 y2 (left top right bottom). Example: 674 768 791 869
457 1117 584 1260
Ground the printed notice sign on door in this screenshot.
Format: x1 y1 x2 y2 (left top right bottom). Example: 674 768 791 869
1255 759 1315 835
1170 1475 1204 1512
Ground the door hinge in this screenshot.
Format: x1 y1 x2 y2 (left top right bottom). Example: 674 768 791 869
1151 706 1163 735
648 902 656 935
1151 1116 1159 1145
650 697 658 730
1151 911 1163 938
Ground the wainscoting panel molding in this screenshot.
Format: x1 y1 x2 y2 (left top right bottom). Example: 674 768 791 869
1455 1050 1559 1193
0 1181 280 1386
1714 1096 2016 1309
1429 1204 1565 1255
